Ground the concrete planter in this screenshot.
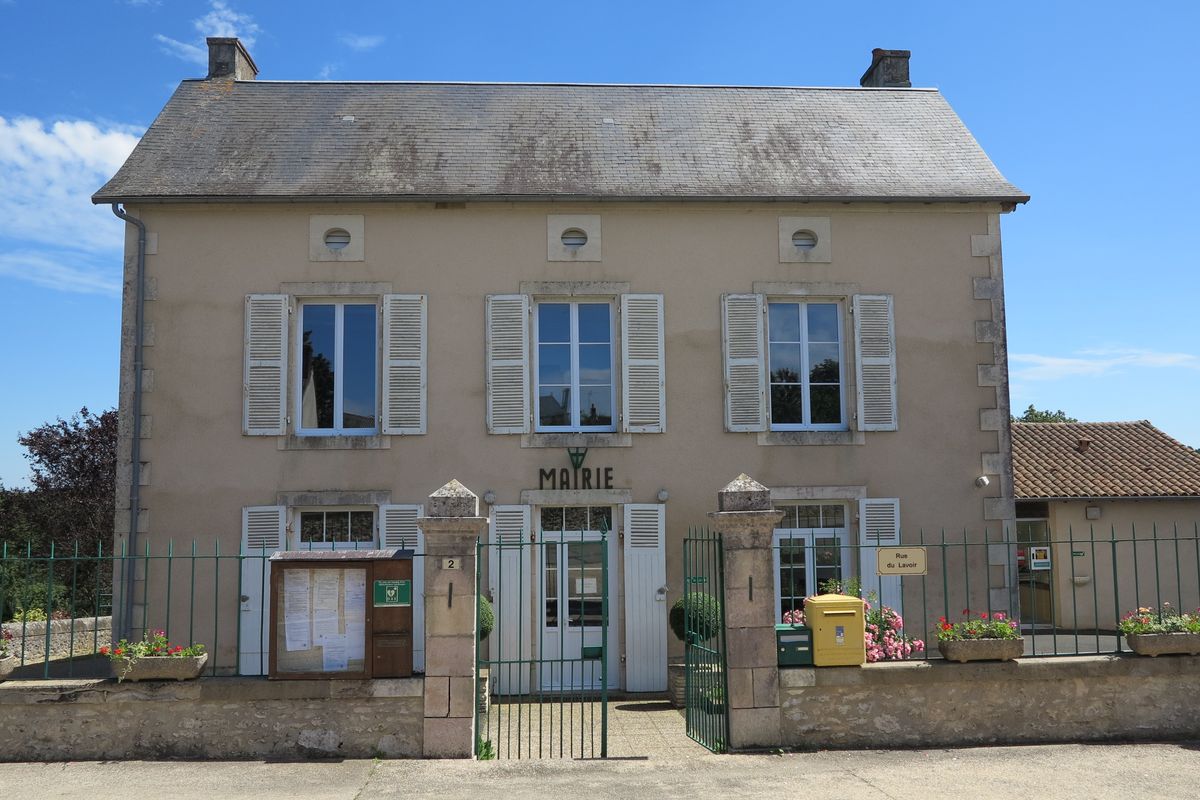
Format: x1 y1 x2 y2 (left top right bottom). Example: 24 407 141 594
668 660 686 707
1126 632 1200 657
0 655 17 681
111 653 208 682
938 637 1023 663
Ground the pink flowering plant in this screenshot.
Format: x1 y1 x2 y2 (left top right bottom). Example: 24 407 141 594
935 609 1020 641
1118 603 1200 635
782 578 925 662
101 629 205 682
0 628 13 658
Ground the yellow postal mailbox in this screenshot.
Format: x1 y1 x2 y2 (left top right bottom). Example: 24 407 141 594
805 593 866 667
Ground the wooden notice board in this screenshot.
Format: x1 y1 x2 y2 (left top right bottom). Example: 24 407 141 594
269 561 370 679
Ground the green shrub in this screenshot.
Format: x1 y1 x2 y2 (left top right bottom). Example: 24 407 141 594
669 593 722 643
477 594 495 642
12 607 47 623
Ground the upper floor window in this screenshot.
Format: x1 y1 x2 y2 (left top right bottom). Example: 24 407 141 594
767 301 845 430
298 301 378 435
534 301 616 432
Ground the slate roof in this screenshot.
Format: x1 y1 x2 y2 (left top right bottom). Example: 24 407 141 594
1012 422 1200 499
93 80 1028 204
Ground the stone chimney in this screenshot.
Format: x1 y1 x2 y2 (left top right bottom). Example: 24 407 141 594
207 37 258 80
859 48 911 88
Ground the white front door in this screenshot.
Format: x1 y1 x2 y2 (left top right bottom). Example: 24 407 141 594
537 506 619 691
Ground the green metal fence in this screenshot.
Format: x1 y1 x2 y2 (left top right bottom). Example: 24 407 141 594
772 523 1200 659
0 539 399 678
474 530 610 760
682 527 729 753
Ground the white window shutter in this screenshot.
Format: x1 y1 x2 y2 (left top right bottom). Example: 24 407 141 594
853 294 898 431
489 504 531 695
486 294 530 434
623 504 667 691
238 505 285 675
382 294 427 435
858 498 902 614
621 294 666 433
722 293 766 432
380 503 425 672
243 294 288 435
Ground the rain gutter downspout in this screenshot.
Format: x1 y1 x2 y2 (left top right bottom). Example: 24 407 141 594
111 203 145 640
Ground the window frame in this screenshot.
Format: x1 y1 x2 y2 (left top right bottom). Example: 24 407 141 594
290 506 378 550
765 299 848 432
532 299 618 433
295 298 380 437
772 502 852 624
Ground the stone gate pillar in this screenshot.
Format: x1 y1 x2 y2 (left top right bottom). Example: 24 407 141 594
709 474 784 750
419 479 487 758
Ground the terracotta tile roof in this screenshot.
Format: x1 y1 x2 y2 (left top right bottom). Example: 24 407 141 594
1012 421 1200 499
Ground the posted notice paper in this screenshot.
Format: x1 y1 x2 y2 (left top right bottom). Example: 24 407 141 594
283 569 312 651
321 633 349 671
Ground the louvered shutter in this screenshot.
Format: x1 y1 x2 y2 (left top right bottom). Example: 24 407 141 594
621 294 666 433
853 294 898 431
858 498 902 615
243 294 288 435
238 505 285 675
486 295 530 434
623 504 667 691
382 294 427 435
489 505 531 694
722 293 766 432
380 504 425 671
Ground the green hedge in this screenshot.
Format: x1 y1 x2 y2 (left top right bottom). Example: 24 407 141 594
478 594 495 641
669 592 722 643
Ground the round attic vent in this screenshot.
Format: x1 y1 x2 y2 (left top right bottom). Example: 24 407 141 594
561 228 588 248
791 230 818 251
324 228 352 251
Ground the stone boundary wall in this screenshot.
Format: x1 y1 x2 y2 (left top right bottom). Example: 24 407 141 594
0 676 423 761
2 616 112 664
781 654 1200 749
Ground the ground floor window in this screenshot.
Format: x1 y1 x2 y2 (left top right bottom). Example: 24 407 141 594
295 508 376 548
773 502 850 622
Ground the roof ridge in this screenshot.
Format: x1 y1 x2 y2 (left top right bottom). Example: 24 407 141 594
209 79 943 92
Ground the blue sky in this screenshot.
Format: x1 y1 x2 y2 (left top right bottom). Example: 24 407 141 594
0 1 1198 484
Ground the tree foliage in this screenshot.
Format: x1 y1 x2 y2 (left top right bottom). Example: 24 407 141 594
1013 404 1078 424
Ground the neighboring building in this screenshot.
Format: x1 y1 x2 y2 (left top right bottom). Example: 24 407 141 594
93 40 1027 687
1013 421 1200 630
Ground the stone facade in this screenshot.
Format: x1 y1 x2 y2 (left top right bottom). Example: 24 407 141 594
780 655 1200 749
2 616 111 665
0 676 423 761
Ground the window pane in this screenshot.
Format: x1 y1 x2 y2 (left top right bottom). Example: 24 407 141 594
566 540 604 628
796 505 821 528
349 511 374 542
768 303 801 343
538 304 570 343
300 512 324 543
326 512 349 542
342 305 377 429
589 506 613 533
538 344 571 385
301 305 336 429
577 304 611 344
770 384 804 425
541 507 564 532
769 343 802 383
776 506 797 528
807 304 840 342
579 344 611 384
538 387 571 427
810 385 842 425
564 506 588 531
579 385 612 427
808 343 840 384
544 543 558 627
822 505 845 528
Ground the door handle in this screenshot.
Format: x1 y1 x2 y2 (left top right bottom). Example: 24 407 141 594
239 595 250 603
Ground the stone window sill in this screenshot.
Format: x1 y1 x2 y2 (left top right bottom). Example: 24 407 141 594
280 435 391 451
521 433 632 449
757 430 864 446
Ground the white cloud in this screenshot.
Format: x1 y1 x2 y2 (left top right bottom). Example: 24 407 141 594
317 63 338 80
156 1 260 65
0 250 121 296
0 116 142 255
338 33 385 52
1010 348 1200 382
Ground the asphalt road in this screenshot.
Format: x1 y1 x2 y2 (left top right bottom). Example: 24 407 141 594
3 741 1198 799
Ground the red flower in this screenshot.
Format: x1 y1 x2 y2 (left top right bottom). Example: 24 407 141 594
941 623 951 631
99 646 109 655
114 647 124 655
980 612 989 621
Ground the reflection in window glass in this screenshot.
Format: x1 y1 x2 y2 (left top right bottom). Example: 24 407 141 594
564 506 588 531
767 301 843 429
544 543 559 627
296 510 375 546
300 302 377 433
778 537 807 620
566 540 604 628
301 305 336 430
536 302 614 431
540 507 564 532
342 305 377 429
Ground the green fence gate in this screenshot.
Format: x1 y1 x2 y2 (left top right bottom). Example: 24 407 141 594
683 527 730 753
474 523 610 759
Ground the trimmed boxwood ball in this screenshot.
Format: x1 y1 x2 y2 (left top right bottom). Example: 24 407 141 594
669 593 722 643
478 594 495 641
